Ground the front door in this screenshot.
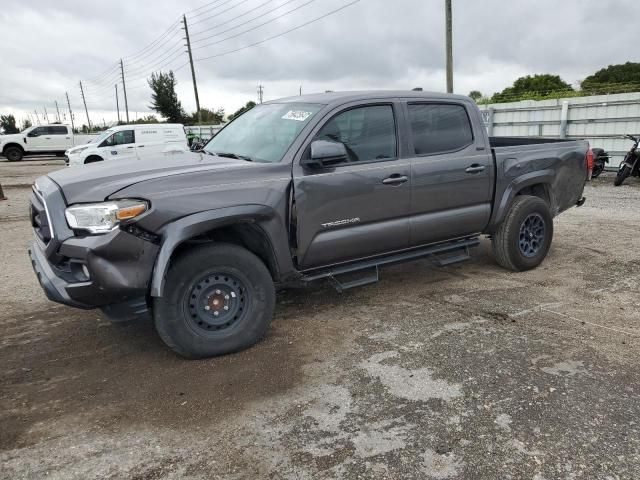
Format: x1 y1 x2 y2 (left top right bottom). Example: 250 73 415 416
405 101 493 246
25 126 49 152
99 129 137 162
293 103 411 270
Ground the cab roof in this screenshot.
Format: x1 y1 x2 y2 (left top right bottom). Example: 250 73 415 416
267 90 471 107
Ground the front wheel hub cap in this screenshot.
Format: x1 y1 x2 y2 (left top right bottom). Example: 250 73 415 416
187 274 245 332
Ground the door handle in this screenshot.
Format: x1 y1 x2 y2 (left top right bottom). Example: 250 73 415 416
382 174 408 185
465 164 486 174
126 146 135 149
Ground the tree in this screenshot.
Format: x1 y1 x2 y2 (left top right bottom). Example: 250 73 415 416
468 90 483 102
129 115 159 125
0 114 19 134
21 118 32 131
188 107 225 125
491 74 573 103
227 101 256 121
581 62 640 93
148 71 186 123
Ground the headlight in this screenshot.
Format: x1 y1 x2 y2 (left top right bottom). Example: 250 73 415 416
64 199 148 234
69 146 89 154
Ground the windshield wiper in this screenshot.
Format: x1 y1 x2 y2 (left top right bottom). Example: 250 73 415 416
213 151 254 162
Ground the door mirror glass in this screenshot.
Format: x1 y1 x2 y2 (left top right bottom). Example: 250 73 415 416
303 140 348 168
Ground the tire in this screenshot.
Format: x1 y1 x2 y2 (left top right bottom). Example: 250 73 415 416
614 165 631 186
491 195 553 272
84 155 103 164
153 243 276 359
4 146 23 162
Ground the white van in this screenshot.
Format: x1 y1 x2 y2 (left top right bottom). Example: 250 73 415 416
65 123 188 166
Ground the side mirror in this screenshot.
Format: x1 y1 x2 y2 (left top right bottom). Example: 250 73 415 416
28 131 39 137
302 140 348 168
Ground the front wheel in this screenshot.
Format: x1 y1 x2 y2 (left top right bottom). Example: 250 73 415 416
153 243 276 359
614 165 631 186
4 146 23 162
492 195 554 272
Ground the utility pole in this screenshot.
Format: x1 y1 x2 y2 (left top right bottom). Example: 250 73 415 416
257 84 264 104
445 0 453 93
54 101 61 123
65 92 75 132
34 109 40 125
115 84 121 124
120 59 130 123
183 15 201 124
43 106 50 123
79 81 92 132
299 85 302 96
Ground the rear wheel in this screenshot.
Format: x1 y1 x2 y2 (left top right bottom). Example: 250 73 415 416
153 243 276 359
4 146 23 162
614 165 631 186
492 195 553 272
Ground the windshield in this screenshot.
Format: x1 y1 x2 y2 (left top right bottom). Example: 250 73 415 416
92 129 115 145
203 103 322 163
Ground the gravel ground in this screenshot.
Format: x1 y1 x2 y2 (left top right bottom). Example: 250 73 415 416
1 159 640 479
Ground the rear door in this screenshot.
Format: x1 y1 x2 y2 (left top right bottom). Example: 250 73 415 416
48 125 71 151
293 102 411 269
405 101 493 246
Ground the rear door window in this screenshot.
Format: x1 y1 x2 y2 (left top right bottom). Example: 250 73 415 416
407 103 473 155
48 126 68 135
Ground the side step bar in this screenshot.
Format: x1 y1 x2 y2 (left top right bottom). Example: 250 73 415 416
302 237 480 292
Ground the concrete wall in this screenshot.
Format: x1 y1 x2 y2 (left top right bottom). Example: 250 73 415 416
479 92 640 168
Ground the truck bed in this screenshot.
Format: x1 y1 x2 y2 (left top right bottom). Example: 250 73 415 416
489 136 576 148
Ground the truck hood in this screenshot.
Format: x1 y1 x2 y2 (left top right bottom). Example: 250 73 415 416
0 133 24 144
46 151 253 204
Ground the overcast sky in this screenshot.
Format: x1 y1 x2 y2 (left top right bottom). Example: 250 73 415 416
1 0 638 127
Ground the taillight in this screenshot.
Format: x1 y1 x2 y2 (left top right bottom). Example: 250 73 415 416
585 148 594 180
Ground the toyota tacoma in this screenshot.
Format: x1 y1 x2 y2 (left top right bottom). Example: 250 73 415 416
28 91 590 358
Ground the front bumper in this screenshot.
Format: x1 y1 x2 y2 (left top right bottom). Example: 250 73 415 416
28 176 160 319
29 229 159 310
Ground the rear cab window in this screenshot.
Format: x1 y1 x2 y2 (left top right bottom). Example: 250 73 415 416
407 103 473 155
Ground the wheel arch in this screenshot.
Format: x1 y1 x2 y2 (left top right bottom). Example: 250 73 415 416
487 170 555 233
2 142 25 154
150 206 296 297
84 155 104 164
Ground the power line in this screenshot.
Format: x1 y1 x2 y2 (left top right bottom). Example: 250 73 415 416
185 0 231 15
189 0 252 26
190 0 300 42
122 19 182 62
192 0 319 51
195 0 360 62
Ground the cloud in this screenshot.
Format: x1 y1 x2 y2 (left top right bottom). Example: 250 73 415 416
1 0 637 125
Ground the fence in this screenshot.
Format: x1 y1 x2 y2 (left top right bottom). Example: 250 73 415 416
184 124 226 141
478 92 640 168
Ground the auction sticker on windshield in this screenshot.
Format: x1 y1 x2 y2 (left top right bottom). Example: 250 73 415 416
282 110 313 122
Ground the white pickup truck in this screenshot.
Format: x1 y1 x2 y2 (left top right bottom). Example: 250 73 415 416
0 125 94 162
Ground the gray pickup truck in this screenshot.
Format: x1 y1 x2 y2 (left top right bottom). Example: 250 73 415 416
28 91 590 358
